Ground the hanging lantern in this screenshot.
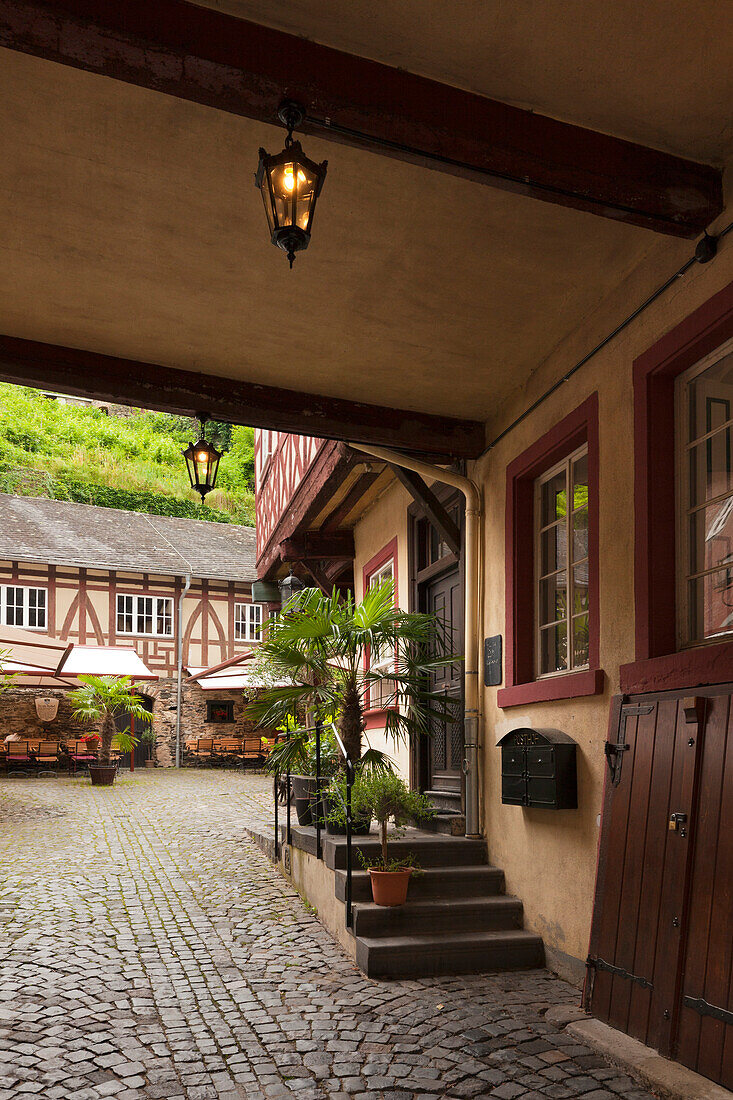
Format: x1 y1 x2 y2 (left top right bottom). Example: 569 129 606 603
255 100 328 268
182 415 222 503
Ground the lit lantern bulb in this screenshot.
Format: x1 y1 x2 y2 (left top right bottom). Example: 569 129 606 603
282 166 307 193
196 450 208 463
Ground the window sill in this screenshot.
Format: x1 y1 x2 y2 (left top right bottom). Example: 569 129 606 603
620 641 733 694
497 668 605 708
364 706 397 730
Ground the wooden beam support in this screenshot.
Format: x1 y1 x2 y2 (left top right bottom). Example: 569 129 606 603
389 464 461 557
0 335 485 460
0 0 722 237
300 560 336 595
322 470 382 531
280 531 355 562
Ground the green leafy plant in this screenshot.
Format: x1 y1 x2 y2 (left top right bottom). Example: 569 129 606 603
245 581 458 769
70 676 152 767
138 725 157 759
0 384 255 525
0 648 17 695
355 770 434 871
264 723 339 778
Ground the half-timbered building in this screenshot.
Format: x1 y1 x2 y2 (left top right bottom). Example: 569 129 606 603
0 494 263 762
1 2 731 1087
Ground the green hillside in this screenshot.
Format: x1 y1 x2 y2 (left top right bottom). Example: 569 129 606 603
0 384 255 526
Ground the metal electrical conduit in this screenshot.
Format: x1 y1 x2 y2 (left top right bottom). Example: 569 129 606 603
353 443 483 839
482 223 733 457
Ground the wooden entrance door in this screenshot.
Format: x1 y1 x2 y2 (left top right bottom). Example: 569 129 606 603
587 688 733 1089
425 565 464 801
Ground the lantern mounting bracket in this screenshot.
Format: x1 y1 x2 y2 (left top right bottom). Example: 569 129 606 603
277 100 305 144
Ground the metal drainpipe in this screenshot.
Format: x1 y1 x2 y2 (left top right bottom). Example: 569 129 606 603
353 444 483 838
175 574 192 769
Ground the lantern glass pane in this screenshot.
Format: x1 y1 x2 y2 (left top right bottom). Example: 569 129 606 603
295 164 318 231
259 173 276 233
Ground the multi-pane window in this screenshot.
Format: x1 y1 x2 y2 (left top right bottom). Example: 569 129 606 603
535 445 590 676
116 594 173 637
0 585 46 629
368 559 395 708
234 602 263 642
676 343 733 646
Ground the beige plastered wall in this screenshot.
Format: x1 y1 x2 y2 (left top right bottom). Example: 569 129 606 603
349 210 733 979
353 480 412 781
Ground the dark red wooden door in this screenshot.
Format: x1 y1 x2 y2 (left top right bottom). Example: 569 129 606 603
426 565 464 798
588 688 732 1089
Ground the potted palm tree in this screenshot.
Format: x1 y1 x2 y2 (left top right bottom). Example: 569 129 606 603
139 725 157 767
246 581 456 779
357 770 435 905
70 675 153 787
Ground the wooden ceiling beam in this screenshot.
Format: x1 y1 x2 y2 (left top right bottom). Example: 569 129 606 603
280 531 355 562
0 335 485 460
0 0 722 237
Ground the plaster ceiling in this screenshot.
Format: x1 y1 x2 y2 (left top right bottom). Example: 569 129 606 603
0 4 729 425
196 0 733 163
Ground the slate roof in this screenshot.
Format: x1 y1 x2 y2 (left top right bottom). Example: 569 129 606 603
0 495 257 583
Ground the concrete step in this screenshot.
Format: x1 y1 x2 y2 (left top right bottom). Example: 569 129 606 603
417 812 466 835
355 928 545 979
424 788 463 813
335 864 505 903
351 895 524 937
328 833 487 870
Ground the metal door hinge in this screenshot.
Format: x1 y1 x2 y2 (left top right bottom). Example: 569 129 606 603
683 996 733 1026
606 704 654 786
586 955 653 990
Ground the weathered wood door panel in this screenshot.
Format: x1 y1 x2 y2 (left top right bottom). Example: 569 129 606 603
676 691 733 1085
588 688 732 1089
426 567 463 795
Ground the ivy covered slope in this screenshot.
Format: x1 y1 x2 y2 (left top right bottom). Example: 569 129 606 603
0 384 255 525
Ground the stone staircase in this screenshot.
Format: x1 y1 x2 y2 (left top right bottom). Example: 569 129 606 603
328 830 545 979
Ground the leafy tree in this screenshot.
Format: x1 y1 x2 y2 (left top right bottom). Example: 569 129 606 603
70 676 152 766
245 581 458 768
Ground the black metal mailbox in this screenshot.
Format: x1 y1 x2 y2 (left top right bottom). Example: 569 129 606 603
498 727 577 809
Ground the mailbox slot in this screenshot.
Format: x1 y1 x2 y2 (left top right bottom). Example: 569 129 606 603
498 728 578 809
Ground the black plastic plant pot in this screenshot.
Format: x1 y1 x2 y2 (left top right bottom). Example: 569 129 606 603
323 793 372 836
291 775 318 826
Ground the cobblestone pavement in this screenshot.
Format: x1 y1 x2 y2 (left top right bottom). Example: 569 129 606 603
0 771 654 1100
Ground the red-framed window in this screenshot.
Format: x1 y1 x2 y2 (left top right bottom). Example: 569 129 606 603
362 537 398 723
498 393 603 707
620 278 733 694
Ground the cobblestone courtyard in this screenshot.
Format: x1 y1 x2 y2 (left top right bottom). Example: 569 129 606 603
0 772 654 1100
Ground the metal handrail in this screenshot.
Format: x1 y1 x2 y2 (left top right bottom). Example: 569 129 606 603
270 721 355 930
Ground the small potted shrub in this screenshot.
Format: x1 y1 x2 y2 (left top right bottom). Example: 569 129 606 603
265 726 338 826
324 772 372 836
358 771 434 906
70 675 153 787
139 726 156 768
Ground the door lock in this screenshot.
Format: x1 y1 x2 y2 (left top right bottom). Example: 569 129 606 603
669 812 687 836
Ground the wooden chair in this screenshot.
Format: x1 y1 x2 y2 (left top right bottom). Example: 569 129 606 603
242 736 266 768
190 738 214 764
216 737 245 767
67 739 98 776
36 741 60 776
6 741 34 776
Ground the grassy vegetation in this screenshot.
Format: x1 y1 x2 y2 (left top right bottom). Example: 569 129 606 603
0 384 256 525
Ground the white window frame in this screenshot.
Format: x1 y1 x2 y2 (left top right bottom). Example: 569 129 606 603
534 444 590 679
116 593 173 638
367 558 395 709
234 602 263 642
675 335 733 649
0 585 47 630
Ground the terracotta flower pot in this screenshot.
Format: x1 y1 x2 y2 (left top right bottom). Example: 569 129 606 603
369 867 412 907
144 759 155 769
84 738 100 751
89 764 117 787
